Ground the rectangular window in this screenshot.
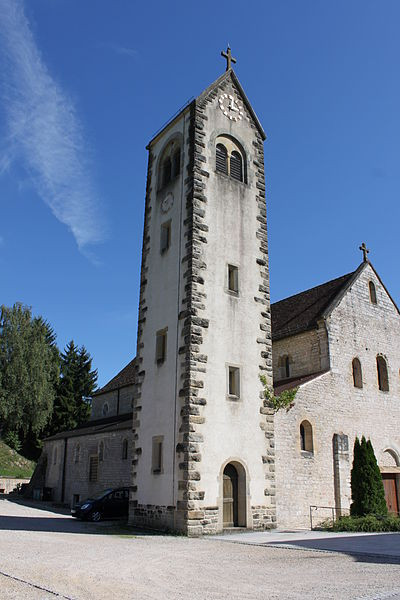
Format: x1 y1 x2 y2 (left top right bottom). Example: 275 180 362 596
152 436 163 474
89 455 99 482
156 329 167 364
160 221 171 254
228 366 240 398
227 264 239 293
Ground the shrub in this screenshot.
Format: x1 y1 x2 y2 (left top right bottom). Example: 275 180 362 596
331 514 400 533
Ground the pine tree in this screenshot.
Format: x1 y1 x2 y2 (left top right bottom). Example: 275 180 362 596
47 341 97 435
350 436 388 516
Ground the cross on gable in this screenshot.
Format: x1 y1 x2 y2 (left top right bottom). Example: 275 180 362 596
221 45 236 71
359 242 370 262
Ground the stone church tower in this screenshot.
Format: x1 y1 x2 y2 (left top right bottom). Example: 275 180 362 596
130 51 275 535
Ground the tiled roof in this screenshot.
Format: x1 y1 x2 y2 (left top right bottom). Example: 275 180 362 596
273 370 329 396
45 412 133 441
93 358 136 396
271 271 356 341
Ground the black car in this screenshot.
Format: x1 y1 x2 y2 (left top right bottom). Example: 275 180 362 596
71 488 129 521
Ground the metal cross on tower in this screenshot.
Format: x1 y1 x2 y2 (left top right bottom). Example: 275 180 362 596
221 45 236 71
359 242 370 262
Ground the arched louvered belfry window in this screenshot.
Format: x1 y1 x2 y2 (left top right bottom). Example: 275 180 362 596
352 358 363 389
369 281 377 304
230 151 243 181
377 355 389 391
172 149 181 178
158 137 182 191
216 143 228 174
162 157 172 188
215 135 246 183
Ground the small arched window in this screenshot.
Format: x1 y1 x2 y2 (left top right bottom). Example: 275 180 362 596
122 439 128 460
300 420 313 453
216 143 228 174
215 135 246 182
102 402 109 417
352 358 363 389
369 281 377 304
99 441 104 462
377 355 389 391
74 443 81 464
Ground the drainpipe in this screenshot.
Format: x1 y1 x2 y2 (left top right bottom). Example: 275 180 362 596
117 388 120 415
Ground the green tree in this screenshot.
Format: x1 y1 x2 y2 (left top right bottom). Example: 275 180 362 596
47 341 97 435
0 304 59 455
350 436 388 517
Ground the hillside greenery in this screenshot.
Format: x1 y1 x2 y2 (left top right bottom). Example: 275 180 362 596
0 441 36 479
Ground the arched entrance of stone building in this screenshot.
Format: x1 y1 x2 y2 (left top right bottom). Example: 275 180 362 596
222 461 247 528
380 449 400 515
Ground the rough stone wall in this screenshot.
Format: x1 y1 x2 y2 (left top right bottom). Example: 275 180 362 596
91 385 134 420
275 263 400 528
272 327 327 381
44 427 131 505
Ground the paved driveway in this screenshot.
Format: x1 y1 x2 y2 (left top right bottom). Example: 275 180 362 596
1 498 400 600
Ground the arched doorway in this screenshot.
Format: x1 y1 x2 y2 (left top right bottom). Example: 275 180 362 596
222 461 247 528
223 463 238 527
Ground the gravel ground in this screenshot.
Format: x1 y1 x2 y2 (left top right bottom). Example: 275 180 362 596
1 498 400 600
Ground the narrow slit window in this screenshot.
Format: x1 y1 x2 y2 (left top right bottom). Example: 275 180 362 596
122 439 128 460
369 281 377 304
156 329 167 364
300 420 313 453
230 151 243 181
216 143 228 174
160 221 171 254
352 358 363 389
285 356 290 379
228 366 240 398
152 437 163 474
98 441 104 462
228 264 239 293
377 355 389 391
89 455 99 482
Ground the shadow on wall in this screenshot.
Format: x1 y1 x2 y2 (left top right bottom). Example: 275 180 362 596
270 534 400 565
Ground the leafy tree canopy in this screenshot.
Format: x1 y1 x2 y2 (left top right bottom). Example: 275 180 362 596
0 303 59 439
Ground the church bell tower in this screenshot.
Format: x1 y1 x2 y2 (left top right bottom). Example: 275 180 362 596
130 50 276 535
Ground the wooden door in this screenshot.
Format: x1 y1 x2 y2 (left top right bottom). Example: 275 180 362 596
382 474 399 515
223 464 238 527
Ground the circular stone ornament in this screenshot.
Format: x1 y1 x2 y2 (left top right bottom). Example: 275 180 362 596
218 93 244 122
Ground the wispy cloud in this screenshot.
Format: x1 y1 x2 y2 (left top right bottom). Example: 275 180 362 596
0 0 106 250
99 42 138 59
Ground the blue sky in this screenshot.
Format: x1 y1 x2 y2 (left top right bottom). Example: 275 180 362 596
1 0 399 387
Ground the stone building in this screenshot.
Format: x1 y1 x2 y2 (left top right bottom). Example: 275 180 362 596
272 257 400 528
130 51 275 535
40 359 135 506
38 55 399 533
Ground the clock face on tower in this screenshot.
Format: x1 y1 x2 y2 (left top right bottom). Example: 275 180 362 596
161 192 174 213
218 93 244 122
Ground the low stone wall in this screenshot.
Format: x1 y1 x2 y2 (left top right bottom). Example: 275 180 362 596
251 505 276 530
0 477 30 494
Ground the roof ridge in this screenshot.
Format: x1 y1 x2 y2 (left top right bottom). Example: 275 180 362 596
271 270 356 307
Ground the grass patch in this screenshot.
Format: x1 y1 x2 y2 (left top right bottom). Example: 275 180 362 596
330 514 400 533
0 441 35 479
